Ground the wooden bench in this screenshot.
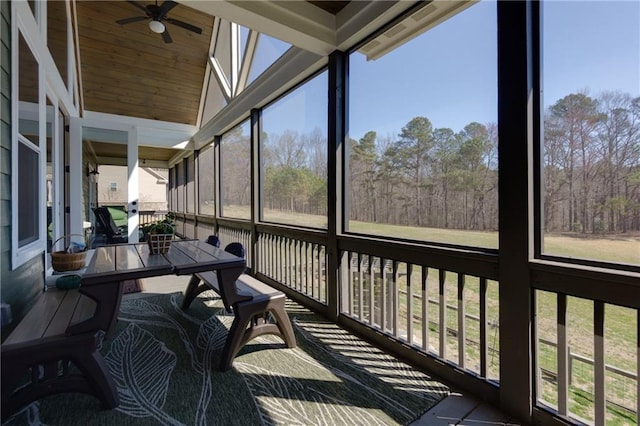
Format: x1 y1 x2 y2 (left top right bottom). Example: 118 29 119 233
182 271 297 371
1 287 119 421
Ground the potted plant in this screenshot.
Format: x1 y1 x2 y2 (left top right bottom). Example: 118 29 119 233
143 213 175 254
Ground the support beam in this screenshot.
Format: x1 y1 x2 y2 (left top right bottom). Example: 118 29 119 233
327 50 347 321
497 0 534 421
69 117 83 239
127 127 139 243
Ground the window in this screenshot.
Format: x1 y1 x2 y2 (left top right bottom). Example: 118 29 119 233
261 72 328 228
347 1 498 249
198 145 216 216
220 120 251 219
541 1 640 266
109 182 117 191
13 31 43 267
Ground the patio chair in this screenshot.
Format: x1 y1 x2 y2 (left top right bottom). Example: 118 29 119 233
206 235 221 248
93 207 128 245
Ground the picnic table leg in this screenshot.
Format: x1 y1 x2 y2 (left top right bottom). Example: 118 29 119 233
67 281 124 336
181 275 204 310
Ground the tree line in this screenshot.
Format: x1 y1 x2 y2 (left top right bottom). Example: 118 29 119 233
220 90 640 235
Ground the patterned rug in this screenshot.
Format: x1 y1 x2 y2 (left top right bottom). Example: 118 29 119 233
4 291 449 425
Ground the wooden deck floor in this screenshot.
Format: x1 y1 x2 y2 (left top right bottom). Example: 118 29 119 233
130 276 522 426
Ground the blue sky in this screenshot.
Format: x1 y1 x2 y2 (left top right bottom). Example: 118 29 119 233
249 1 639 143
347 0 640 141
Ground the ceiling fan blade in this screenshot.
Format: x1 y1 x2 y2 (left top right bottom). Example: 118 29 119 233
126 1 149 15
159 1 178 18
161 28 173 44
116 16 149 25
165 18 202 34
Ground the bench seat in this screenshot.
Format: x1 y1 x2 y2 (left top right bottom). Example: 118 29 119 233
1 288 119 421
182 271 296 371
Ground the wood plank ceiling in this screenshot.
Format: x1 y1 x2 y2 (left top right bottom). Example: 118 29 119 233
74 1 349 163
76 1 214 126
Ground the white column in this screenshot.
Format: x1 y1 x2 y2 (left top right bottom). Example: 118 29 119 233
127 126 139 243
69 117 83 240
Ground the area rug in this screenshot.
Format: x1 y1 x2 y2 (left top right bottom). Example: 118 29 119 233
122 279 144 294
4 291 449 425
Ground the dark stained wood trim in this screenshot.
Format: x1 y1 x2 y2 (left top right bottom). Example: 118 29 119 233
327 50 346 321
497 0 534 421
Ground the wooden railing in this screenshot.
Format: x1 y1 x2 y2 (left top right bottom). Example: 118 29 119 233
255 225 328 305
535 283 640 425
139 210 166 225
174 214 640 425
339 247 500 382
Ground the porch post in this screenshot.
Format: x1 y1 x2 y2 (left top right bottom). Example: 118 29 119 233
68 117 83 239
127 126 139 243
250 108 261 272
327 50 347 320
497 0 534 421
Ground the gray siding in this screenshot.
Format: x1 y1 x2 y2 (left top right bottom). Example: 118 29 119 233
0 1 45 340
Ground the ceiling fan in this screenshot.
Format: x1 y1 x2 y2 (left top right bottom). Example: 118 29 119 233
116 0 202 44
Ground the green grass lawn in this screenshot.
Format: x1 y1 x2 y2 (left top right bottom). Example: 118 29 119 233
232 206 638 264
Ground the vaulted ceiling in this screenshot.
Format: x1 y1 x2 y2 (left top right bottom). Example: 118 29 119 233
74 1 354 127
67 1 464 163
76 1 215 126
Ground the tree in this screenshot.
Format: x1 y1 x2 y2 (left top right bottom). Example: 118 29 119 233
350 131 378 222
547 93 604 233
395 117 434 226
596 92 640 232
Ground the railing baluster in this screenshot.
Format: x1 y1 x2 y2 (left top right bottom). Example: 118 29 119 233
369 256 375 326
381 259 388 332
312 243 317 299
407 263 413 345
393 260 399 337
305 242 310 296
480 277 488 378
358 253 364 320
422 266 429 352
594 301 605 426
439 269 446 360
558 293 568 416
458 273 466 369
317 244 322 302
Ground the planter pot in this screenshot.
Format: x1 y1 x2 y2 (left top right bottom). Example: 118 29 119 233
148 233 173 254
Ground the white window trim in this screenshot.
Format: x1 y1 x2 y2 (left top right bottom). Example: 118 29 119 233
12 7 46 269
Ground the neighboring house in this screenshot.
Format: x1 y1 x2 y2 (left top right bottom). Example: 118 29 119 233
97 165 168 212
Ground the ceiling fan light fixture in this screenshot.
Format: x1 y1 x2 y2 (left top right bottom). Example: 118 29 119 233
149 20 165 34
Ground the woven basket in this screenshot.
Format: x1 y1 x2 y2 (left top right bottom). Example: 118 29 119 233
51 235 87 272
148 233 173 254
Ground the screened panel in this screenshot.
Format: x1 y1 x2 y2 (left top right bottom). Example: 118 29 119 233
186 156 195 214
198 145 216 216
220 120 251 219
541 1 640 265
261 71 328 228
347 1 498 249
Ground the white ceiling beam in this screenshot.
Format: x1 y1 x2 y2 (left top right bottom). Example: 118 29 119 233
236 30 259 96
82 111 197 148
209 56 233 102
95 156 170 169
178 0 337 55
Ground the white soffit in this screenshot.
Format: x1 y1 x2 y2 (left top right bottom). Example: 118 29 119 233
357 0 478 61
82 111 197 149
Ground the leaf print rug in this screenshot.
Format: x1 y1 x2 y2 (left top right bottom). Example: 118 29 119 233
3 291 449 426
